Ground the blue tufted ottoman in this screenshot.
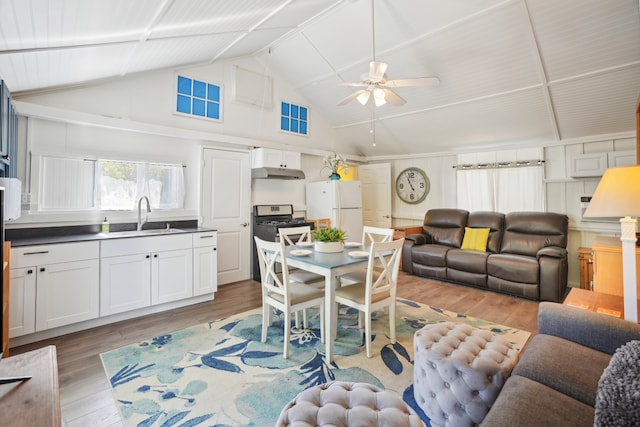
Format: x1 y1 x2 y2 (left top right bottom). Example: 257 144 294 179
413 322 519 426
276 380 425 426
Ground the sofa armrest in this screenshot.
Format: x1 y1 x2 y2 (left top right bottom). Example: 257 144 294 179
537 246 567 259
405 233 428 245
538 302 640 354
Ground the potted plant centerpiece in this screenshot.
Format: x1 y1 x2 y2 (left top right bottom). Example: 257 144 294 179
322 152 346 180
313 227 346 253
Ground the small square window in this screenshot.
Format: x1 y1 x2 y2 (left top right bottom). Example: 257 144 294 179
193 80 206 98
208 84 220 101
176 75 222 122
280 101 308 136
177 76 192 95
207 102 220 119
281 117 289 131
193 98 205 116
177 95 191 114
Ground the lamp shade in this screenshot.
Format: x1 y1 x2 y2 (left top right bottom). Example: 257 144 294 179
583 166 640 218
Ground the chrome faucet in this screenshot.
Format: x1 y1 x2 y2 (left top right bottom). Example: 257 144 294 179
137 196 151 231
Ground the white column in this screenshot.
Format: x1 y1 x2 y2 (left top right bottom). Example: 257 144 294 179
619 216 638 322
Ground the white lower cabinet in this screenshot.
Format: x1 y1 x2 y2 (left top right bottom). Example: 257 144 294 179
152 248 193 305
9 267 36 337
10 230 217 339
193 232 217 296
100 253 152 316
10 241 100 337
100 234 194 316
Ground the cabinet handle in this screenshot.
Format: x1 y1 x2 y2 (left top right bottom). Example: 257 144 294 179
146 255 150 259
199 235 214 239
213 247 217 251
153 254 158 258
27 269 33 274
40 267 45 272
24 251 49 255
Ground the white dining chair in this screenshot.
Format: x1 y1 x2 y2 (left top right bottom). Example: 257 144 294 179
340 226 395 285
254 236 325 359
278 226 324 285
334 238 404 358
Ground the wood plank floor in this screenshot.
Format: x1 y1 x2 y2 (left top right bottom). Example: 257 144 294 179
10 273 541 426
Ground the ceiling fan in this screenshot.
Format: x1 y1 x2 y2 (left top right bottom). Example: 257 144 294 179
337 0 440 107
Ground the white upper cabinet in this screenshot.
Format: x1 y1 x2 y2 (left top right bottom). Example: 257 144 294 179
251 148 301 169
569 152 608 177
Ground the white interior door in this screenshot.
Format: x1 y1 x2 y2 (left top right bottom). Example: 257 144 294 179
359 163 392 227
201 148 251 285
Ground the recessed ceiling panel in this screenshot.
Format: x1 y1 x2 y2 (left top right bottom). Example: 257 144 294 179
126 34 241 74
528 0 640 81
550 65 640 139
0 43 137 92
151 0 286 38
0 0 160 49
336 87 555 156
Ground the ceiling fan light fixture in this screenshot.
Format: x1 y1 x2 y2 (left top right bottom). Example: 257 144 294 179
373 87 386 106
357 91 371 105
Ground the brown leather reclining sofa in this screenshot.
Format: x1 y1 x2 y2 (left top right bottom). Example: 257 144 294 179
402 209 569 302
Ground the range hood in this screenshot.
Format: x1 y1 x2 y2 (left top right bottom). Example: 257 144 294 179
251 167 305 180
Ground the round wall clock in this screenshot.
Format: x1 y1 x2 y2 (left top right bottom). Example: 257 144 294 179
396 167 430 204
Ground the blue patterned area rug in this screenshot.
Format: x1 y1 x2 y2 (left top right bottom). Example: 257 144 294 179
100 299 530 427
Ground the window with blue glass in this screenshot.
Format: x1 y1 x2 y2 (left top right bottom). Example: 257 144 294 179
176 75 221 120
280 102 308 136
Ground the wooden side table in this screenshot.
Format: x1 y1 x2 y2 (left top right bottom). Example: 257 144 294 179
577 247 593 290
562 287 640 322
0 345 61 426
392 225 423 240
592 236 640 297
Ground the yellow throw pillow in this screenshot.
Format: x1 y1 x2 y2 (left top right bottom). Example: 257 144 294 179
461 227 490 252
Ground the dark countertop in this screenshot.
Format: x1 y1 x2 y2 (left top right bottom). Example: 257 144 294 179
7 220 216 247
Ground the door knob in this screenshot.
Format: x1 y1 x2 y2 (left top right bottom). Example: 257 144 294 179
241 222 249 227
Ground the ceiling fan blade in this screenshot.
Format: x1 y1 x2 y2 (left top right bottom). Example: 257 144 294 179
384 76 440 88
337 89 368 106
383 88 406 106
338 82 369 87
369 61 388 82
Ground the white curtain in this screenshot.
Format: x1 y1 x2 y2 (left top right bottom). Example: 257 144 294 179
457 165 543 212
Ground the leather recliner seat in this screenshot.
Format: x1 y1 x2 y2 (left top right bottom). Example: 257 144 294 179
402 209 568 302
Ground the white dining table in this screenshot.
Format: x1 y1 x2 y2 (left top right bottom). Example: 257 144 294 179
284 245 369 362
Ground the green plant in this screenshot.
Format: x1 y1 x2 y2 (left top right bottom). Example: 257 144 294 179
312 227 346 243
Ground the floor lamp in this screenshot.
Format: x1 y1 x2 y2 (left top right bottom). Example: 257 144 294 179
584 165 640 322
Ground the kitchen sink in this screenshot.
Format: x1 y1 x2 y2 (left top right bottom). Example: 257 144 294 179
98 228 185 238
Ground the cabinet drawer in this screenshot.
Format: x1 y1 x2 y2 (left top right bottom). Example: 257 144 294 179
12 241 99 268
101 234 193 257
193 232 217 248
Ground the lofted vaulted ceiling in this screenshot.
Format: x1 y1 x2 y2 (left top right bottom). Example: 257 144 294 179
0 0 639 157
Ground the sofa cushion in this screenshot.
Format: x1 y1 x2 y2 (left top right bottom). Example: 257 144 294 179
487 253 538 284
594 340 640 426
447 249 489 274
513 334 611 406
411 244 450 267
500 212 568 257
461 227 490 252
423 209 468 247
480 375 595 427
467 211 505 254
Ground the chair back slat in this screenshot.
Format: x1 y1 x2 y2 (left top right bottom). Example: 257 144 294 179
254 236 289 301
362 226 394 245
279 226 313 245
366 238 404 300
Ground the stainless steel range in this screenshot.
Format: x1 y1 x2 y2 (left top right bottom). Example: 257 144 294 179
252 204 315 281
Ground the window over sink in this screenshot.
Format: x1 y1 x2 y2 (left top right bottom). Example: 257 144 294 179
33 154 185 212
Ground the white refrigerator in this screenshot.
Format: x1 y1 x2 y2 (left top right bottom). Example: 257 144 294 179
305 180 363 242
